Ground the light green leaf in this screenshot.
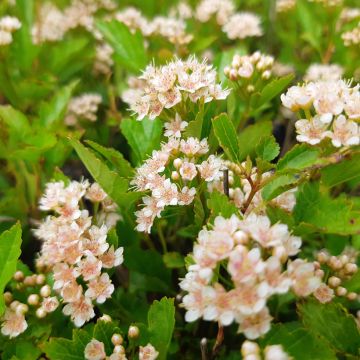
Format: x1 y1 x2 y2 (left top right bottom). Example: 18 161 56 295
262 322 337 360
0 105 31 138
262 174 297 201
96 20 147 73
148 297 175 360
277 144 321 171
321 153 360 188
69 139 129 206
299 300 360 356
294 182 360 235
39 81 78 128
207 191 239 220
251 74 294 109
120 118 163 165
85 140 134 178
0 223 22 315
212 113 240 162
44 330 92 360
238 121 273 161
255 135 280 161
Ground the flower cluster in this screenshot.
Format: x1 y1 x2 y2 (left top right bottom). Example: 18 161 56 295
34 180 123 327
222 12 263 40
342 22 360 46
0 16 21 46
179 213 324 339
195 0 235 26
241 341 291 360
84 324 158 360
224 52 274 84
65 94 102 126
94 43 114 75
281 79 360 147
115 7 192 45
313 249 359 303
123 57 229 121
276 0 296 13
1 271 59 338
132 114 225 233
304 63 344 82
31 0 115 44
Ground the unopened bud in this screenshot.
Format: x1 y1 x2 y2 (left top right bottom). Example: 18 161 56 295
234 230 248 245
36 274 46 285
10 300 20 310
111 334 123 346
173 158 182 169
315 269 324 278
241 340 260 356
99 314 112 322
262 70 271 80
224 66 231 77
246 85 255 93
4 292 12 305
316 251 329 264
113 345 126 354
40 285 51 298
24 275 36 287
229 69 238 81
336 286 347 297
244 355 261 360
328 276 341 288
347 292 357 301
13 271 24 282
16 303 29 315
28 294 40 306
329 257 342 270
128 325 139 339
339 255 349 265
344 263 358 274
36 307 47 318
171 171 179 181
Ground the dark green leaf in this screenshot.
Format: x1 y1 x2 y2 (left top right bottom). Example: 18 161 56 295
277 144 321 171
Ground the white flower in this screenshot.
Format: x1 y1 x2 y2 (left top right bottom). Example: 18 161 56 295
84 339 106 360
326 115 359 147
139 343 159 360
180 161 197 181
164 114 188 138
237 307 272 339
85 273 114 304
1 308 28 338
63 296 95 327
295 116 328 145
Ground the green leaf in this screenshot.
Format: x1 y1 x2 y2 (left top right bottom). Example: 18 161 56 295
277 144 321 171
255 135 280 161
69 139 129 206
0 105 31 139
262 174 297 201
2 339 42 360
163 252 185 269
96 20 147 73
212 113 240 162
120 118 163 165
299 300 360 356
321 153 360 188
44 329 92 360
0 223 22 315
238 121 272 161
93 321 118 355
251 74 294 109
207 191 239 220
85 140 134 178
39 81 78 128
294 182 360 235
261 322 337 360
148 297 175 360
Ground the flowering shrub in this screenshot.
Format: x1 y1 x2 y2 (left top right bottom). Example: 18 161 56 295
0 0 360 359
